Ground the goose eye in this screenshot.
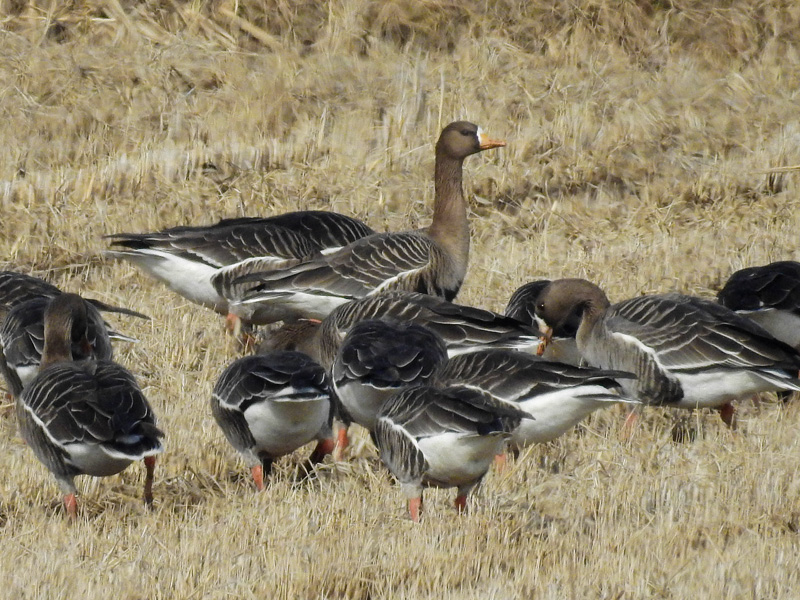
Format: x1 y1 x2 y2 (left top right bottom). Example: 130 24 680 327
460 129 472 137
536 302 545 313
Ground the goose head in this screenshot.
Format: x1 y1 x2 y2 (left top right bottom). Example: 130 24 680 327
436 121 505 159
533 279 611 343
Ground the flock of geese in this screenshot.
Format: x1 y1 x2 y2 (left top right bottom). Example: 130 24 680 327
3 121 800 521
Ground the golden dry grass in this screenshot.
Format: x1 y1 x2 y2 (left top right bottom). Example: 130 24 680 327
2 1 800 597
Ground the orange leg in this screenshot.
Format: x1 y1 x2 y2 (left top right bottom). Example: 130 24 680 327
718 402 737 430
408 496 423 522
308 438 335 464
620 407 639 439
143 455 157 506
493 453 507 472
251 465 265 491
332 426 350 461
225 313 240 334
64 493 78 519
454 494 468 514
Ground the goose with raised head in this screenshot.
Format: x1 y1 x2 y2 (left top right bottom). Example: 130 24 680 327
436 349 636 450
211 350 334 490
106 211 374 329
259 291 541 370
533 278 800 427
237 122 506 321
504 279 583 365
0 295 114 397
717 261 800 350
375 384 526 522
16 293 163 518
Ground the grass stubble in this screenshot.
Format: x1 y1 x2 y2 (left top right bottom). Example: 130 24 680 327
1 1 800 597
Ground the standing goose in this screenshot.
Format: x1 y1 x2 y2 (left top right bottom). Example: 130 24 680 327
16 293 163 517
106 211 374 330
504 280 583 365
0 296 114 397
375 384 526 522
533 279 800 426
717 261 800 350
436 349 636 450
259 291 541 370
211 350 334 490
331 319 447 457
237 122 506 321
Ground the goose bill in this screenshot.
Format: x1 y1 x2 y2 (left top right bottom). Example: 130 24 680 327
478 132 506 150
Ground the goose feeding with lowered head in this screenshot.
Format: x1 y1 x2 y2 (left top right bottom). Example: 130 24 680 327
533 278 800 427
15 293 163 518
237 121 505 321
375 383 526 522
210 350 334 491
504 279 583 366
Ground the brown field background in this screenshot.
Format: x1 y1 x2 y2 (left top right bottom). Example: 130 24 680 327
2 1 800 597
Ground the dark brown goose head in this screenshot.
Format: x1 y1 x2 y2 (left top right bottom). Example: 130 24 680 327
435 121 506 159
40 293 91 368
428 121 506 292
533 279 611 343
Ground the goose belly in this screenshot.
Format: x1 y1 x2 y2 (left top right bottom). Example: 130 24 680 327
65 444 134 477
512 387 616 445
418 433 504 488
671 369 788 408
243 291 350 321
121 251 226 312
335 382 393 430
245 397 329 456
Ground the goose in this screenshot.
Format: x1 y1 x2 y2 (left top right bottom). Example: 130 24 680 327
106 211 374 330
237 121 506 321
0 296 114 397
435 349 636 450
330 319 447 457
210 350 334 490
717 261 800 349
504 280 583 365
16 293 163 517
533 278 800 427
375 384 526 522
258 291 542 370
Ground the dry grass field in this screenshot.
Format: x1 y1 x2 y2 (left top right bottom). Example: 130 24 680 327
2 0 800 597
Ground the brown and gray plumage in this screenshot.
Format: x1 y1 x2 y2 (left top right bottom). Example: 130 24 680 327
333 320 448 432
534 278 800 426
210 350 334 491
16 293 163 518
0 270 149 322
0 296 114 397
106 211 374 327
237 122 506 321
717 261 800 349
436 349 635 449
505 279 582 365
260 291 541 370
374 384 526 522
